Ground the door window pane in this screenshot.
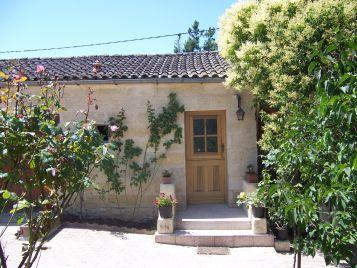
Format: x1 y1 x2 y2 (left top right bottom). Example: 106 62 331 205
193 119 204 135
206 118 217 135
194 137 205 153
207 136 218 152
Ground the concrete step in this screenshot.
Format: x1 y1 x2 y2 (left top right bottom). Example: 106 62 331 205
175 204 250 230
155 229 274 247
175 217 251 230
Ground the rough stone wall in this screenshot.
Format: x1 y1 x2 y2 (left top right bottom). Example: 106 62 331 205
33 82 257 221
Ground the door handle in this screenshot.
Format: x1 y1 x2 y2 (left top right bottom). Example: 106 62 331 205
221 144 225 153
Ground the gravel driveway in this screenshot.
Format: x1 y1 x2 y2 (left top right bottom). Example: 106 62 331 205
1 225 329 268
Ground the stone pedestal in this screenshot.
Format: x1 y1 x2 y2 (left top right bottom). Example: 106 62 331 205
157 215 174 234
275 240 291 252
252 217 267 234
242 180 258 193
157 183 176 234
243 204 252 219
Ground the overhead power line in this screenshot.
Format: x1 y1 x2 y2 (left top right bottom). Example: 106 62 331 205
0 28 219 54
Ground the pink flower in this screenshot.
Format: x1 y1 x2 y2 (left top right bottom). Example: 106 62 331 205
51 168 56 177
36 65 45 73
110 125 119 132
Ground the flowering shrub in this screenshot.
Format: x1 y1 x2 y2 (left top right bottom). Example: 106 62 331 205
0 65 119 267
154 193 177 208
219 0 356 266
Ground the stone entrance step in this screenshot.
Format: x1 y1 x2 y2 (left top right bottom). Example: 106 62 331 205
175 204 251 230
176 218 251 230
155 230 274 247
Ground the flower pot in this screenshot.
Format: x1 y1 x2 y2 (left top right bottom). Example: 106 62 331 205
162 176 172 184
252 205 265 218
275 228 288 241
245 172 258 183
158 206 173 219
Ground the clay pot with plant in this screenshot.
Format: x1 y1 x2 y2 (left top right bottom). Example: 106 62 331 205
270 213 289 240
245 164 258 183
162 169 172 184
155 193 177 219
237 191 266 218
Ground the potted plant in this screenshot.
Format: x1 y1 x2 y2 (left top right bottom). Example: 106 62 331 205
155 193 177 219
237 191 266 218
269 213 289 240
245 164 258 183
275 221 289 241
162 169 172 184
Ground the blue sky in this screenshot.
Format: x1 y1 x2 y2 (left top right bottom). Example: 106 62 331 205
0 0 237 59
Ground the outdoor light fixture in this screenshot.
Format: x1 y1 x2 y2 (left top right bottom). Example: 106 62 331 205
235 94 245 121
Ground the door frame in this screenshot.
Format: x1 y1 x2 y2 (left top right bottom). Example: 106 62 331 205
184 110 228 204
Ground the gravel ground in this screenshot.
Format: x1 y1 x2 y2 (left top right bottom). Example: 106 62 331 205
1 225 330 268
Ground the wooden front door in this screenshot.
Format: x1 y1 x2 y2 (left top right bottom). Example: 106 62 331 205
185 111 227 204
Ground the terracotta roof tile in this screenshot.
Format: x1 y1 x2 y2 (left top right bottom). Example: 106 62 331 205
0 51 228 81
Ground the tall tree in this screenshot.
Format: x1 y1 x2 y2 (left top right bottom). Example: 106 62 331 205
174 21 218 53
183 20 201 52
203 27 218 51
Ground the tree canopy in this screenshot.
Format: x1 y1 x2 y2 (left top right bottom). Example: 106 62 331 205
219 0 356 265
174 20 218 53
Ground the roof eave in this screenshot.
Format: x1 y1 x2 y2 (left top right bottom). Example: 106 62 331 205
0 77 226 86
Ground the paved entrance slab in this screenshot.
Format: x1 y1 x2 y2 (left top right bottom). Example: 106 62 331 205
1 226 329 268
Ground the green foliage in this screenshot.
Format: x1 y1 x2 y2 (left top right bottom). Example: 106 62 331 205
108 93 184 216
220 0 356 265
184 20 201 52
236 191 264 207
174 20 218 53
147 93 184 151
0 67 119 267
219 0 356 128
154 193 177 208
258 37 356 264
203 27 218 51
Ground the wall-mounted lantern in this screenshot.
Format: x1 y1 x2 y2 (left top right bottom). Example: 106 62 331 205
235 94 245 121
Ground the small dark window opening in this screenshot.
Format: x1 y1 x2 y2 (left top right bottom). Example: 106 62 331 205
96 125 109 142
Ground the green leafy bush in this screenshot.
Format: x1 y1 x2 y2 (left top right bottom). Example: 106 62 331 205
219 0 356 265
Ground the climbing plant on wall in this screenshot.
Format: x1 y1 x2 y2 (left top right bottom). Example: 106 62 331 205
108 93 184 216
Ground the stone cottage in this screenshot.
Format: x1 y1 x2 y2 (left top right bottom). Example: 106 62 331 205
1 52 274 247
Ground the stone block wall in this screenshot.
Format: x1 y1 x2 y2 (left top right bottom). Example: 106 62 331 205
30 81 258 221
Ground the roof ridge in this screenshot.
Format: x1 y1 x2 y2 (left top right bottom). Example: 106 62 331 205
0 50 220 61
